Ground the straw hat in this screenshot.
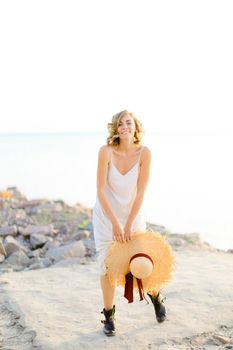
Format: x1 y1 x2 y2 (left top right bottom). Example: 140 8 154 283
130 254 154 279
104 230 175 303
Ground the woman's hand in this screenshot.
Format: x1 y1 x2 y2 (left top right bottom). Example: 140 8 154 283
112 222 125 243
124 223 133 242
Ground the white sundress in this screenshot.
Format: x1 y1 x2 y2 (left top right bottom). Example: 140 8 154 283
92 146 146 274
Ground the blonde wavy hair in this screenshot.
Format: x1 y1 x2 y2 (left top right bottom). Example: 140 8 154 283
107 110 144 146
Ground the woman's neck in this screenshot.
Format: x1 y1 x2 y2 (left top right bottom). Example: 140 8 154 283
116 140 138 153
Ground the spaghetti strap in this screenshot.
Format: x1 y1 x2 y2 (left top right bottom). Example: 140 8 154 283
110 145 144 174
138 146 144 163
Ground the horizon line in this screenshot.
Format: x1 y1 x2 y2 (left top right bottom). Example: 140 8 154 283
0 130 232 136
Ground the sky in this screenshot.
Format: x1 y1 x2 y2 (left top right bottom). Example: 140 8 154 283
0 0 233 134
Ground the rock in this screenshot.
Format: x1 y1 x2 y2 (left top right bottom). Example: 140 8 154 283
7 186 27 200
0 225 18 237
3 236 26 256
27 248 42 258
27 257 52 270
191 335 208 346
0 208 35 227
0 190 13 199
220 324 228 329
54 199 65 207
84 237 96 257
54 223 69 235
25 202 63 215
14 209 27 219
6 250 31 267
13 236 31 254
40 239 60 254
9 209 35 227
147 222 170 235
0 254 5 262
213 334 231 344
168 237 185 248
53 257 87 267
45 241 86 262
70 230 90 241
16 199 48 209
30 233 50 249
19 224 55 237
206 336 220 345
0 240 7 256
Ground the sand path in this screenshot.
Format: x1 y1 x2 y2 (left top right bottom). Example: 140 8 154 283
1 250 233 350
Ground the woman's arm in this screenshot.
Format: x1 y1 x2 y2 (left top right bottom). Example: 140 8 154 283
124 146 152 241
96 145 125 243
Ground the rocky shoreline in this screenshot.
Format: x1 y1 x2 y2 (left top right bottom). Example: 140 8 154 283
0 187 95 274
1 187 233 349
0 187 223 275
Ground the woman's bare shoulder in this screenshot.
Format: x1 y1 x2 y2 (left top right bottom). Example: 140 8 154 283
141 145 151 156
140 146 152 164
98 145 112 159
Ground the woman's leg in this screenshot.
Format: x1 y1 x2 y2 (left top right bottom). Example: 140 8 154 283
147 290 166 323
100 274 116 336
100 274 115 310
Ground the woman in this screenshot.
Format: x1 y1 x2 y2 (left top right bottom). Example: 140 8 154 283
92 110 166 336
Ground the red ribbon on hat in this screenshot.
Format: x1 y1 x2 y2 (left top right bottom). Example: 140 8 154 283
124 253 154 303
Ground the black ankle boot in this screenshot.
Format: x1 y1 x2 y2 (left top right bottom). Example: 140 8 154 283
147 292 166 323
101 305 116 336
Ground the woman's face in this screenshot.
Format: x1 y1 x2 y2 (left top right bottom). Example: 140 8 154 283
117 114 136 141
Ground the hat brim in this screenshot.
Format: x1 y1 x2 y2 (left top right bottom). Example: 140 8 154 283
104 230 175 293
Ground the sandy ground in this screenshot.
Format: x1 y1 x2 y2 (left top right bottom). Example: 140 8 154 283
0 249 233 350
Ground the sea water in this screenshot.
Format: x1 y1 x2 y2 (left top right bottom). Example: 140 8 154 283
0 132 232 250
